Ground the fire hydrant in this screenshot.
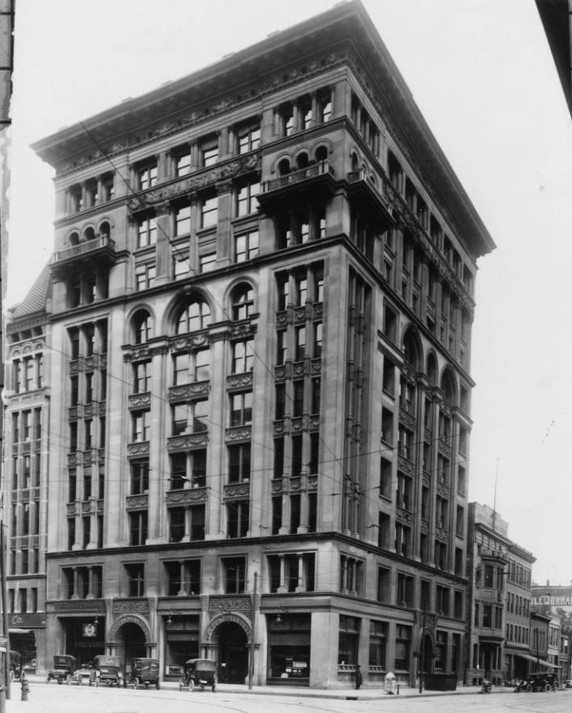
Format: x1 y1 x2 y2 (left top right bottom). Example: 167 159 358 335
20 672 29 701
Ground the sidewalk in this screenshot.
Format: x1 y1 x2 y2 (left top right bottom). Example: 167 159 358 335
2 675 508 704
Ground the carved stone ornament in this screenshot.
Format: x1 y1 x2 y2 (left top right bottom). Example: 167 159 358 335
208 596 251 613
127 441 150 457
226 373 253 390
167 433 209 451
126 494 149 510
112 599 150 615
224 482 251 499
166 488 207 505
129 393 152 409
168 381 210 402
224 426 252 442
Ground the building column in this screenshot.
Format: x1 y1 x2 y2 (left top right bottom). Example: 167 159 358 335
277 554 286 593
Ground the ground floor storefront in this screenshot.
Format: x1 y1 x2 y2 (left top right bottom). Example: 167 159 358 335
42 596 465 689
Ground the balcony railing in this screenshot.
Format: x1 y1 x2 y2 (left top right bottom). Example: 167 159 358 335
263 161 334 193
52 235 116 265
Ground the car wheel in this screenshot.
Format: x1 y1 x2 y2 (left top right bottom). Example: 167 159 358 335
189 679 195 692
156 680 160 690
133 676 140 689
526 684 533 693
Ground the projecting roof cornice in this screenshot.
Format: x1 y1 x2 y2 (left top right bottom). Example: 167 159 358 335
32 0 494 257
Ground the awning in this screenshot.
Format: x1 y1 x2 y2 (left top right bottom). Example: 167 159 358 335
515 653 561 669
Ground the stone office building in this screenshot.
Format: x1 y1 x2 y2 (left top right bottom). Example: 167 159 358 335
6 0 494 687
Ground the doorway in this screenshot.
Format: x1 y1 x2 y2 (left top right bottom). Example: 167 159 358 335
116 622 147 674
213 621 248 684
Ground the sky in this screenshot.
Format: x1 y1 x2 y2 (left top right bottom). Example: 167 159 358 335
6 0 572 585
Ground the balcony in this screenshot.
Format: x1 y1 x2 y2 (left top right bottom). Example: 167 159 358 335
259 161 336 207
51 235 117 276
346 168 396 231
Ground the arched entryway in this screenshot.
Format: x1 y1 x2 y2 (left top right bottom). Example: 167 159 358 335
114 621 147 675
213 621 248 684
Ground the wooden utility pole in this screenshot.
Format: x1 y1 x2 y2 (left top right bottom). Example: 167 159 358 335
248 571 258 690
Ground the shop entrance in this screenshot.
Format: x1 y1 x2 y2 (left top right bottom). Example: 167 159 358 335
116 622 147 675
213 621 248 684
421 633 433 674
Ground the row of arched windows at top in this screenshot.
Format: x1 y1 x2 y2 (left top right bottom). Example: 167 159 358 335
277 145 328 176
402 327 464 407
68 221 111 247
132 283 255 344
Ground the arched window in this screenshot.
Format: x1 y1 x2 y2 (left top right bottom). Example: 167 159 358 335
133 310 152 345
84 226 96 241
176 299 211 335
231 284 254 321
278 158 291 176
442 370 457 405
351 152 359 172
315 145 328 164
296 152 309 169
69 231 80 246
99 221 111 238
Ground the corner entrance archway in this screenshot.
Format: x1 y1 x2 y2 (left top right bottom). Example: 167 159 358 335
213 621 248 684
116 622 147 674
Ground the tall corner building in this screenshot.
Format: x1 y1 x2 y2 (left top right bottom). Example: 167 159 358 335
10 0 495 688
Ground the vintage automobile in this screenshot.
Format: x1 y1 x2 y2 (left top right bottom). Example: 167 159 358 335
179 658 217 692
46 654 81 685
124 658 160 689
90 655 122 687
523 672 557 692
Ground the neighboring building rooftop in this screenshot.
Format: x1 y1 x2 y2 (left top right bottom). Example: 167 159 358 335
8 263 51 322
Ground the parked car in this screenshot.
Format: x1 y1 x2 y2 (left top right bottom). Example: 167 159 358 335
179 658 217 692
46 655 81 685
124 658 160 689
90 655 122 687
524 672 557 692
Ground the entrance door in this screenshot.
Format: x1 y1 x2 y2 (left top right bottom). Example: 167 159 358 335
116 622 147 675
214 621 248 684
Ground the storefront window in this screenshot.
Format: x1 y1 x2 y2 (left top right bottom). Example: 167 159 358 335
369 620 388 668
267 613 311 684
164 615 200 678
338 615 360 665
395 624 411 671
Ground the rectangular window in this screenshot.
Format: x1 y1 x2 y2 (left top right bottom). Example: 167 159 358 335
175 204 191 236
133 361 151 393
132 410 150 441
227 500 249 538
236 180 260 217
201 138 219 167
137 216 157 248
235 230 259 262
237 122 261 154
169 507 186 543
223 557 245 593
135 263 156 291
295 326 306 361
137 163 158 190
228 443 251 483
129 511 148 546
125 562 145 596
199 251 216 272
230 392 253 426
338 615 359 665
131 460 149 495
395 625 411 670
369 620 388 668
201 194 218 228
231 339 253 373
174 149 191 177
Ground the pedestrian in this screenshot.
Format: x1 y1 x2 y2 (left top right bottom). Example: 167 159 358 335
355 664 363 690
